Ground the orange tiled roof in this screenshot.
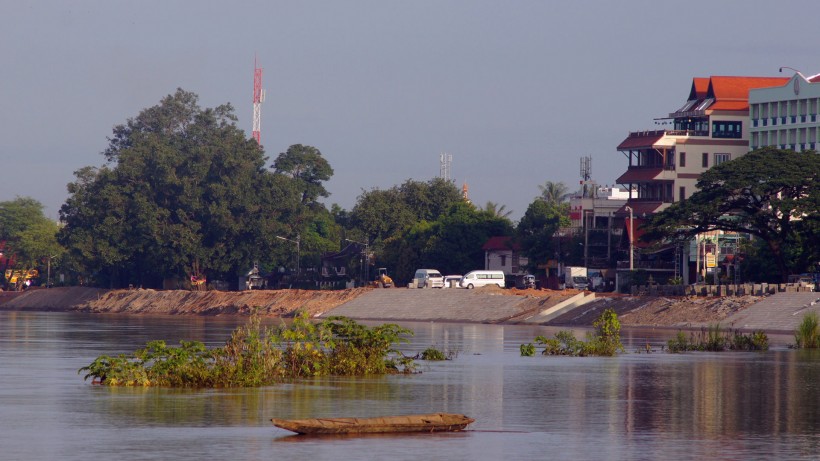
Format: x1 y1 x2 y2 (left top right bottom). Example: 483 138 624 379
708 76 789 98
707 100 749 111
688 77 710 100
705 76 790 110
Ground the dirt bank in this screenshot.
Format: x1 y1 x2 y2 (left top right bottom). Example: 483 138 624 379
0 286 370 317
0 286 762 326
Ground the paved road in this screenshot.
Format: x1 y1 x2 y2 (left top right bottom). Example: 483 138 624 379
327 289 820 333
723 292 820 332
325 288 532 323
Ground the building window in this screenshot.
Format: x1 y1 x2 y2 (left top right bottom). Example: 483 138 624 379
702 153 709 168
679 186 686 202
680 152 686 168
500 255 507 267
714 153 730 166
712 121 742 139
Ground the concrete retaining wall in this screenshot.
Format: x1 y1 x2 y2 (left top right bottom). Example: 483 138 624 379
631 282 814 297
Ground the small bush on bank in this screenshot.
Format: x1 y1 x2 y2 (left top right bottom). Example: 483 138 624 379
79 312 416 387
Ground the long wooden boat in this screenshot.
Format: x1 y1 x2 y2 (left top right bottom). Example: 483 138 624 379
271 413 474 435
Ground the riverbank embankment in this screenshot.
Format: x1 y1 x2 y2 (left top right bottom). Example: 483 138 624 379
3 286 818 331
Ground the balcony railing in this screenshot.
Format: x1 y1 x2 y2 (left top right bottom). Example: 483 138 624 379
665 129 708 137
617 260 676 270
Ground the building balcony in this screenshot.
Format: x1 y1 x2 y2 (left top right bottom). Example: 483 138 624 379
616 165 676 184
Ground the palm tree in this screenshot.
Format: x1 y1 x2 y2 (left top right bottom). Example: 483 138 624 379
482 201 513 219
537 181 571 205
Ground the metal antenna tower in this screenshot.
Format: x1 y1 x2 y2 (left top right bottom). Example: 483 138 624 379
580 156 595 197
439 152 453 182
252 56 265 144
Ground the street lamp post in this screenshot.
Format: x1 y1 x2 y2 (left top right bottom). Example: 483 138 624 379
276 234 300 275
624 205 634 271
345 238 369 285
47 254 57 288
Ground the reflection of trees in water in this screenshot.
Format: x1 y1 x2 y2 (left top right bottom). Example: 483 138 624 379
90 377 409 426
621 350 820 438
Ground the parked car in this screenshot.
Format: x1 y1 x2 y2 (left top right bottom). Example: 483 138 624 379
413 269 445 288
459 270 505 289
442 275 464 288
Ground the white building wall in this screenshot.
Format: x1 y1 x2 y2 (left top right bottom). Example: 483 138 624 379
750 73 820 151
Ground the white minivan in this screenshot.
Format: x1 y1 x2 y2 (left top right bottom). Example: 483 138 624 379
459 270 505 289
413 269 445 288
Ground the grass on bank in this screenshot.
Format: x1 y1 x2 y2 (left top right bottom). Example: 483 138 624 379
79 312 439 387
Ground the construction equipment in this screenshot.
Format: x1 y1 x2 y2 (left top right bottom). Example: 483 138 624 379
371 268 394 288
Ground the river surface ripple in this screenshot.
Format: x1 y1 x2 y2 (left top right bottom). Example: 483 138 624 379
1 311 818 461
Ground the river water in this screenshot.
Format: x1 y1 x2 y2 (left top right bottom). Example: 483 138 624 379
1 311 819 461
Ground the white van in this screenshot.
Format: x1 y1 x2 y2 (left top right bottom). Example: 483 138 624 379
459 270 505 289
413 269 445 288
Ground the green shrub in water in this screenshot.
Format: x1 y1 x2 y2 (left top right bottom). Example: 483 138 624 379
420 347 448 361
667 326 769 353
794 312 820 349
521 309 624 357
79 312 416 387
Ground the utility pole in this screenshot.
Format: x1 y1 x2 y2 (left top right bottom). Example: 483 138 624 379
252 56 265 144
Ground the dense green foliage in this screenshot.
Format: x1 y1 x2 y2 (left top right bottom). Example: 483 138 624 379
517 199 570 271
57 89 337 288
381 201 514 283
520 309 624 357
79 313 416 387
666 325 769 352
643 148 820 282
344 179 515 283
0 197 63 289
794 312 820 349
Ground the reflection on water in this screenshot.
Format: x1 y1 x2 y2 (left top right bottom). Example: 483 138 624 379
1 311 820 460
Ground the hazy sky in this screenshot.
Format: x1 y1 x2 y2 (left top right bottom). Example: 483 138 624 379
2 1 817 221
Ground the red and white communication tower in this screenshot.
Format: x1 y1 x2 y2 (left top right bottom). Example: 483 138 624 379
252 56 265 144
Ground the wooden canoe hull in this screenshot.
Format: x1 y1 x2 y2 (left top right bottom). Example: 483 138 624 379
271 413 474 435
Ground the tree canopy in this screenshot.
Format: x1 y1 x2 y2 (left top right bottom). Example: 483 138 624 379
381 201 514 283
348 178 463 244
537 181 571 205
58 89 322 288
272 144 334 205
0 197 63 288
517 199 570 270
642 147 820 281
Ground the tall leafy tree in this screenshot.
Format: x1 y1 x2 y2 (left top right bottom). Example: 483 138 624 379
59 89 303 288
642 147 820 282
273 144 333 205
517 199 570 270
349 178 462 245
